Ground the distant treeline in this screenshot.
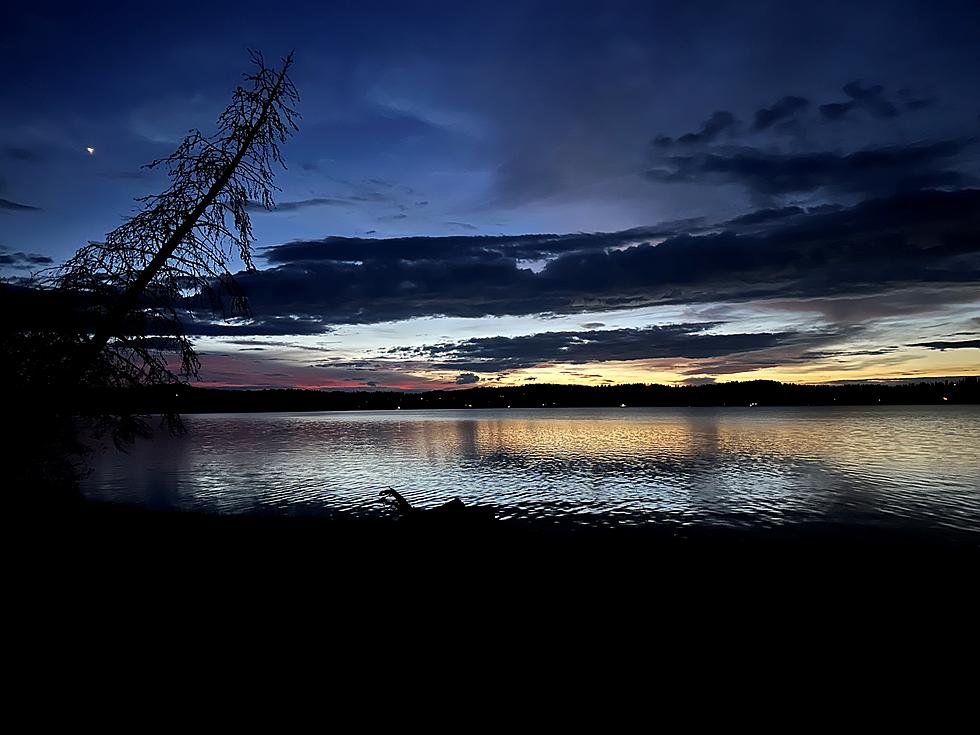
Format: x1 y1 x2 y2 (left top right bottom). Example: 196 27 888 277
69 377 980 415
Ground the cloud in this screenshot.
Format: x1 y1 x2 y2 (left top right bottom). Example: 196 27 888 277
0 197 40 212
0 247 53 269
651 81 943 154
249 197 356 212
261 226 674 265
454 372 480 384
726 205 806 226
653 110 737 148
216 188 980 330
753 96 809 131
819 80 903 121
646 139 974 196
180 314 330 336
191 351 446 390
681 377 716 386
908 339 980 350
394 324 840 373
216 338 336 352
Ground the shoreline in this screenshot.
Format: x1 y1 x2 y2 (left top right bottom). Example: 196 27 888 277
159 403 980 416
37 496 980 554
21 496 978 602
49 377 978 417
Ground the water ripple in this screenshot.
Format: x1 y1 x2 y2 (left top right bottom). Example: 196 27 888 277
81 406 980 537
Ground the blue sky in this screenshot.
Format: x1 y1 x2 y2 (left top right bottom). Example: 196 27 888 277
3 0 980 388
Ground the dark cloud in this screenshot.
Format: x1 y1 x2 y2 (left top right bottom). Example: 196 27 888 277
248 197 354 212
0 248 53 269
801 347 899 359
819 80 902 121
454 373 480 384
0 198 40 212
655 81 944 155
395 324 840 373
214 338 338 353
647 139 974 196
261 227 673 265
842 80 899 118
908 339 980 350
654 111 737 148
223 188 980 329
346 192 392 203
727 206 805 226
245 182 410 214
541 188 980 307
180 314 329 336
682 377 717 386
765 285 980 324
679 111 737 144
753 95 809 131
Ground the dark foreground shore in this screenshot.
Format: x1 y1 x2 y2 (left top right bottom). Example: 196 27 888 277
14 495 979 628
30 495 979 568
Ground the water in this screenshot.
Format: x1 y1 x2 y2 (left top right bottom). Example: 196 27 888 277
80 407 980 538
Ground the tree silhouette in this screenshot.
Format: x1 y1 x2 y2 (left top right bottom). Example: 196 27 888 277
59 49 299 397
7 50 299 497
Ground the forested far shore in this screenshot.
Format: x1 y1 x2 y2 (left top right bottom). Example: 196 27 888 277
24 377 979 415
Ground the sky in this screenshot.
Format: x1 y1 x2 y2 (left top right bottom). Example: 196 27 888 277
2 0 979 390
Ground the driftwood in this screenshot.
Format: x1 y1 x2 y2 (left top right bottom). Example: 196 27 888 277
380 487 495 524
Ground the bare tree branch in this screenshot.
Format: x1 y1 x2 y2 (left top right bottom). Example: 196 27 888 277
56 49 300 395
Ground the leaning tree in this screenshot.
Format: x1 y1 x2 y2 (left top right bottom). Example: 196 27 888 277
10 50 299 494
58 49 299 431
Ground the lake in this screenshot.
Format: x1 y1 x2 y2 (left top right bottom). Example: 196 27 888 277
80 406 980 539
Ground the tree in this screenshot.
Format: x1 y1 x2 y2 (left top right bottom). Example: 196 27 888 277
8 50 299 497
60 49 299 389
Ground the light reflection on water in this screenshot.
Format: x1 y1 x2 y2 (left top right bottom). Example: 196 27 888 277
81 407 980 536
